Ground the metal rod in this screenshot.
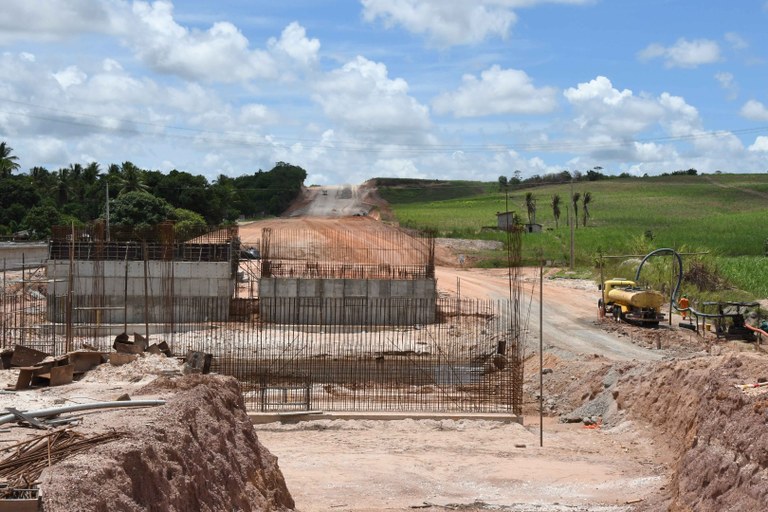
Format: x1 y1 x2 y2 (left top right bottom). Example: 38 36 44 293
539 262 544 447
0 400 166 426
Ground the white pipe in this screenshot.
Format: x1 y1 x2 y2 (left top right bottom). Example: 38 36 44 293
0 400 166 426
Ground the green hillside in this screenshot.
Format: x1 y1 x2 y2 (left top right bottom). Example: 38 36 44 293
377 174 768 298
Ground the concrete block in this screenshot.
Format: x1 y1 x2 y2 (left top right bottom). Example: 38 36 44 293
275 279 299 297
413 279 436 298
322 279 345 298
345 279 367 297
259 278 275 296
102 277 121 296
174 279 192 296
217 279 231 296
298 279 321 297
173 263 191 279
390 280 411 297
101 261 118 276
208 263 231 279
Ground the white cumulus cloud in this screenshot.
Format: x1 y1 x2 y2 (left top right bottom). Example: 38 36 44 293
740 100 768 121
267 22 320 69
0 0 111 43
564 76 664 136
124 1 277 83
748 136 768 152
361 0 517 46
313 56 431 140
52 65 87 90
432 65 558 117
638 38 721 68
361 0 594 46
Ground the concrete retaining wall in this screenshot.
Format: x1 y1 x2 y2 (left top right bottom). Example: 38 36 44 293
0 243 48 270
47 260 234 323
259 277 436 325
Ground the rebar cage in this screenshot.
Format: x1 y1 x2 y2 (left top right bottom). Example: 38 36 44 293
1 221 525 415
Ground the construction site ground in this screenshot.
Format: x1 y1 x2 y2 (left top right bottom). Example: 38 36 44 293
1 184 766 511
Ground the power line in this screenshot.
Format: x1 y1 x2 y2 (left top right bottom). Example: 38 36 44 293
1 97 767 155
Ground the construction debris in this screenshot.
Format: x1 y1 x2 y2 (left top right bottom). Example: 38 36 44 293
1 337 178 390
0 400 167 428
0 428 123 508
184 350 213 374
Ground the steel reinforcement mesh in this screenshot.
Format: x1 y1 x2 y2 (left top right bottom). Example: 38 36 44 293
260 227 435 280
1 286 524 414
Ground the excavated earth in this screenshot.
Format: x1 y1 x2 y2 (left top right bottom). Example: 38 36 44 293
38 374 294 512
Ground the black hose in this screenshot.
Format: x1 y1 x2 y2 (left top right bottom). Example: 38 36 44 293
634 248 684 311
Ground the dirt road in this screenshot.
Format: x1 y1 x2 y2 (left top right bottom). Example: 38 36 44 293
435 267 663 362
287 185 372 218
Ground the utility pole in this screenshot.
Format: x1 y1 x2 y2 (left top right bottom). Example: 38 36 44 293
105 182 111 241
569 179 575 270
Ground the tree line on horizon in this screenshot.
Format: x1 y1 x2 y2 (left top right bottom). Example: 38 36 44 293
0 142 307 240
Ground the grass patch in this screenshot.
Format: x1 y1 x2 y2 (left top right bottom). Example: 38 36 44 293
378 174 768 298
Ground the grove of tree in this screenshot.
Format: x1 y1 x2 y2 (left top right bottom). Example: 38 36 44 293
0 142 307 240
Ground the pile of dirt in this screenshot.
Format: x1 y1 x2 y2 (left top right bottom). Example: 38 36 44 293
40 375 294 512
559 352 768 510
621 353 768 511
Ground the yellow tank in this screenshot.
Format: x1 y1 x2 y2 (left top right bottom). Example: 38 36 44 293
607 288 664 309
602 279 665 309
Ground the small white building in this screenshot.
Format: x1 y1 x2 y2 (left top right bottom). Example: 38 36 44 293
496 211 517 231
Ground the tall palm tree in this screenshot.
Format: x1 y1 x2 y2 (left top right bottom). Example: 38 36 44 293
582 191 592 227
551 194 561 228
524 192 536 224
0 142 21 178
571 192 581 229
68 163 85 203
117 161 149 195
54 167 71 206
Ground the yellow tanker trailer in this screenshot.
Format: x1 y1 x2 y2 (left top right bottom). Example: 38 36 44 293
598 279 666 326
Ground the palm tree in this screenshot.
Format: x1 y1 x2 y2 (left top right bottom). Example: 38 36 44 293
0 142 21 178
524 192 536 224
68 163 85 202
54 166 71 206
551 194 561 228
117 161 149 195
571 192 581 229
582 191 592 227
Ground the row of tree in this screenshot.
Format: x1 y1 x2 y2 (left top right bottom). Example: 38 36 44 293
0 142 307 239
498 165 700 189
524 191 592 228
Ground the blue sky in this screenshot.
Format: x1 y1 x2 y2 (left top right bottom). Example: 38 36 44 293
1 0 767 185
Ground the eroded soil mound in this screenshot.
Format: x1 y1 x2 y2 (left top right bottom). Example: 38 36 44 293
570 352 768 511
41 375 294 512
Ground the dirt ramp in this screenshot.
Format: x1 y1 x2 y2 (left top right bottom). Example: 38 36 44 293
41 375 294 512
617 354 768 511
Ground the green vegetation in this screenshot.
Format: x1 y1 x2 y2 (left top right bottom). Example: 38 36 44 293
0 141 307 238
378 174 768 298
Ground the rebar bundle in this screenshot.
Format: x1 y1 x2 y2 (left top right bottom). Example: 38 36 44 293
0 429 123 492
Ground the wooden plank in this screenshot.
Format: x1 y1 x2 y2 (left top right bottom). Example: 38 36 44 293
49 364 74 386
69 351 107 373
14 368 36 390
10 345 49 367
113 341 145 355
109 353 138 366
